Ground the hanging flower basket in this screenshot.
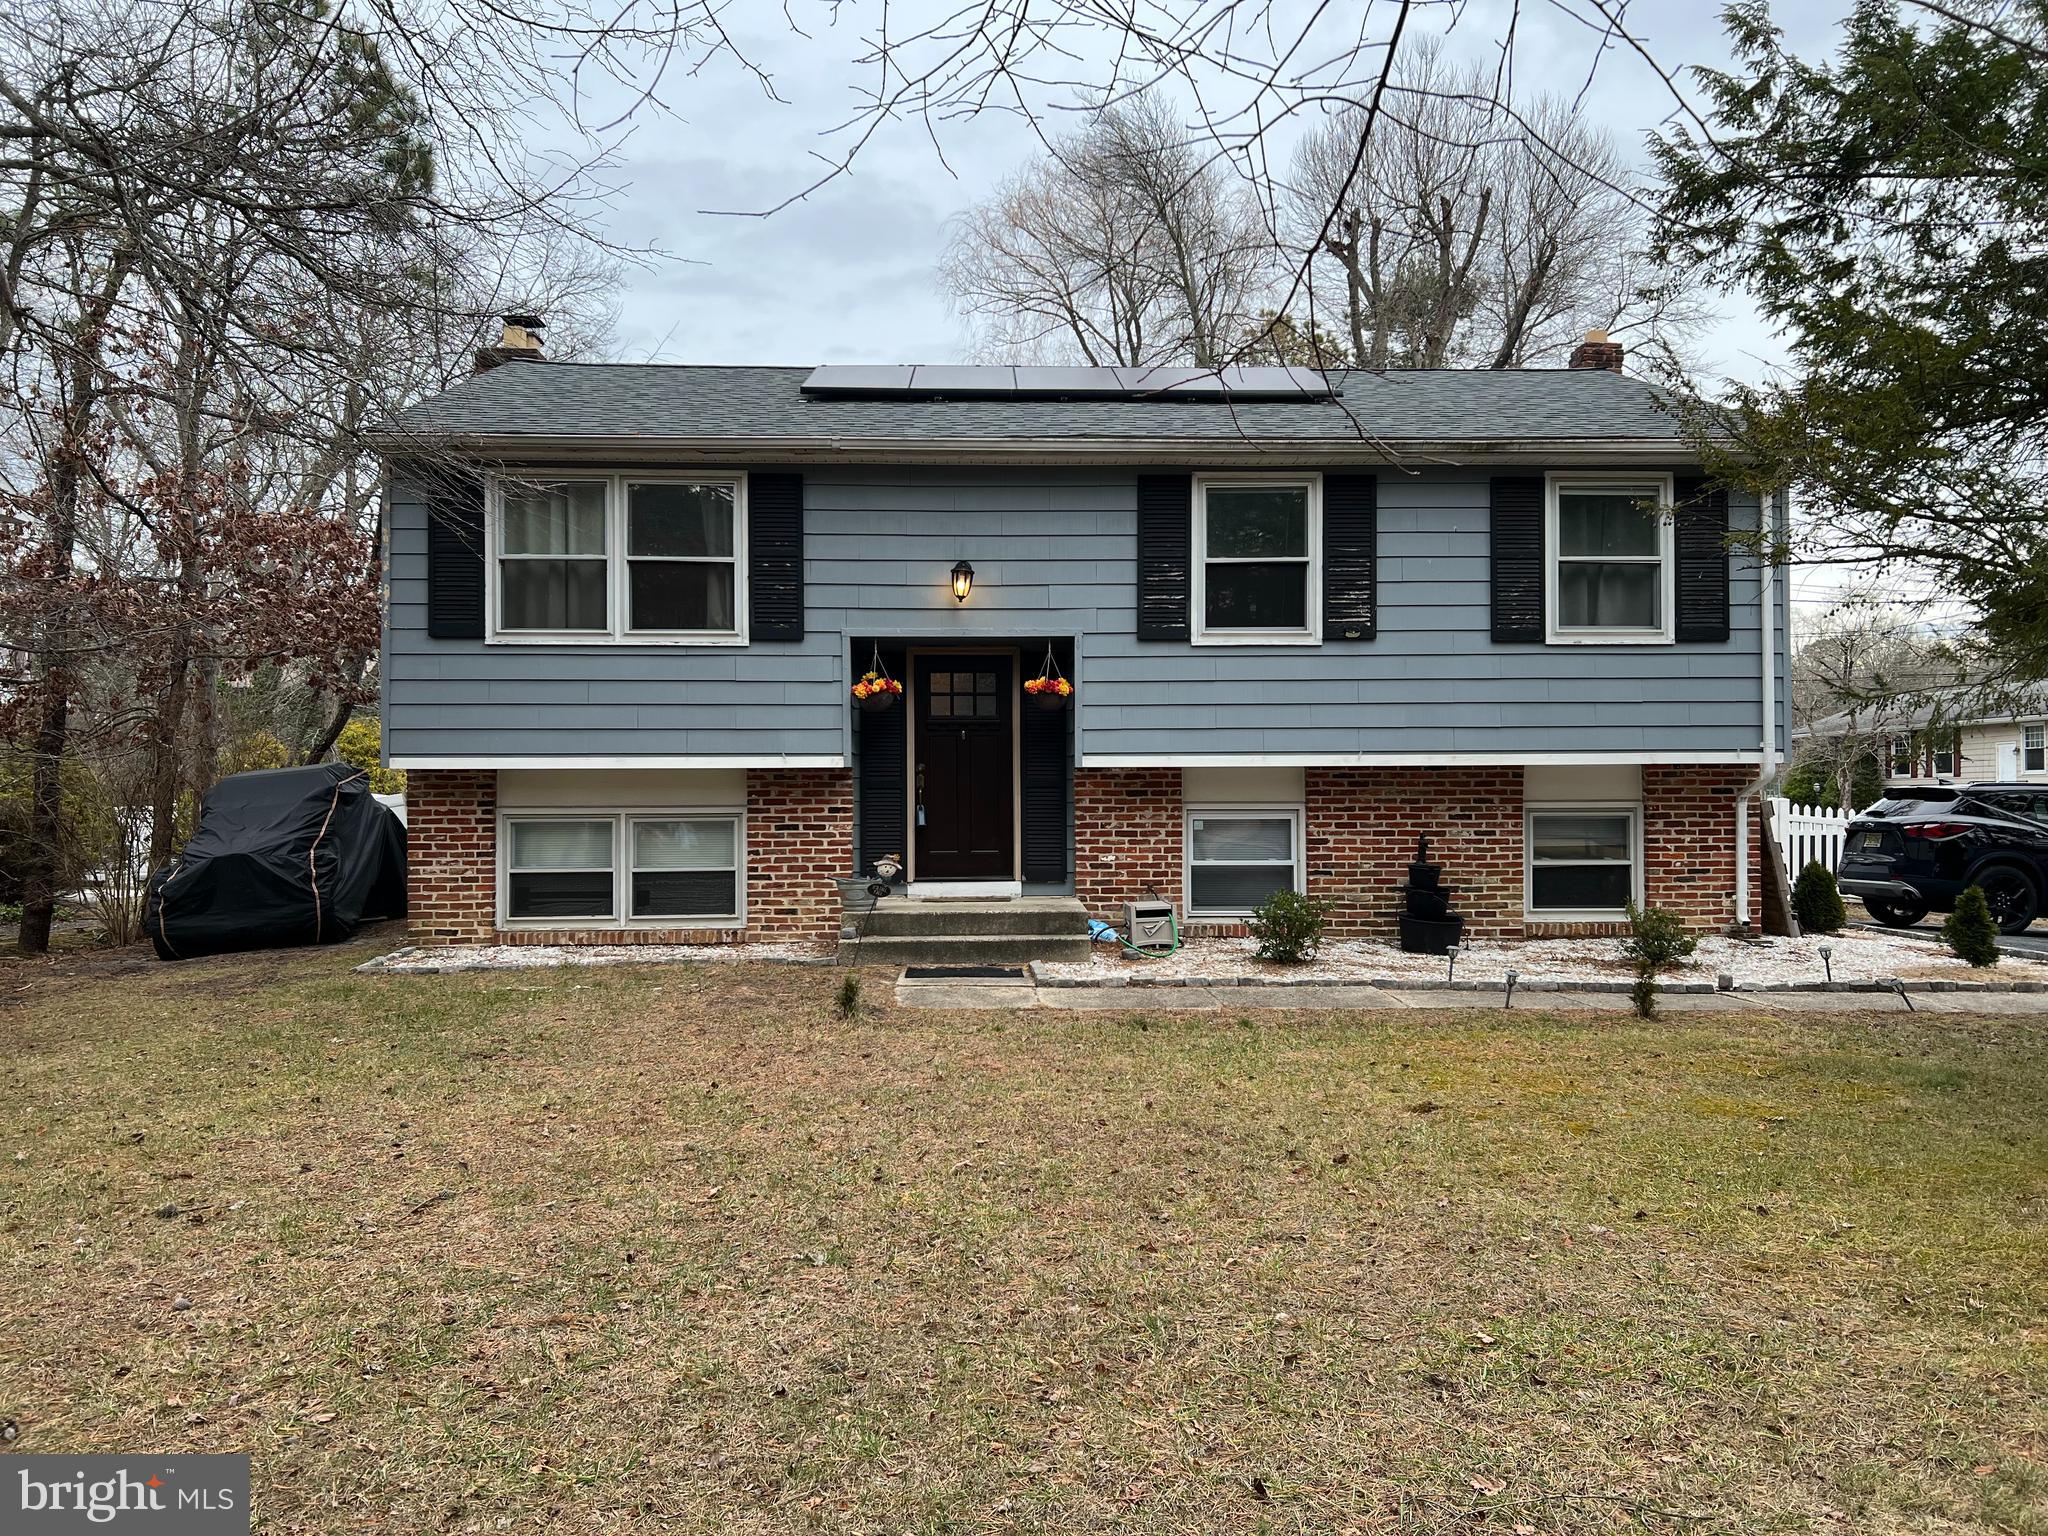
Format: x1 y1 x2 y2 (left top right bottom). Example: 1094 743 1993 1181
852 646 903 712
1026 647 1074 712
853 671 903 712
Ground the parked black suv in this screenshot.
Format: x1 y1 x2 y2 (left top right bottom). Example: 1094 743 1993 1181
1838 782 2048 934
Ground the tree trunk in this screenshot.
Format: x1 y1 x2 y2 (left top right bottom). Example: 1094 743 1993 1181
18 256 128 954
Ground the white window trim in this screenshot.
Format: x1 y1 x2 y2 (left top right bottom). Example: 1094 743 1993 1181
497 807 747 930
1524 802 1643 922
1544 472 1675 646
1191 473 1323 646
485 470 750 646
1183 803 1305 918
2025 723 2045 772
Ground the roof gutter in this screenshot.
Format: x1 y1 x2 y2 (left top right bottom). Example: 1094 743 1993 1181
361 431 1714 468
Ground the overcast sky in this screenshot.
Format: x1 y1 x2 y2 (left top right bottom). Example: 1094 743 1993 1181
556 1 1873 619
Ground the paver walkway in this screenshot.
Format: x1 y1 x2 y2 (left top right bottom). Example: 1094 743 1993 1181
893 974 2048 1013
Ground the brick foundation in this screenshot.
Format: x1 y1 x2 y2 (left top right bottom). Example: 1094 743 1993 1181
1074 768 1183 920
1643 765 1765 934
400 767 853 947
1070 762 1766 940
405 769 497 944
1306 767 1526 938
744 768 855 941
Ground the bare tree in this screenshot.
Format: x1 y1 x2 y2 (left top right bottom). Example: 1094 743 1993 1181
1287 40 1702 370
943 95 1277 366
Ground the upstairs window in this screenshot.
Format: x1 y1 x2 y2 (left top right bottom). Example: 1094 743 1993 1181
1545 476 1673 644
498 481 608 632
1193 477 1321 644
2027 723 2045 772
489 473 747 643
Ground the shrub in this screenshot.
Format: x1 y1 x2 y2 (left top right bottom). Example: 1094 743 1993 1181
335 717 406 794
1248 889 1334 964
836 973 862 1017
1618 903 1698 1019
1942 886 2001 967
1792 859 1847 934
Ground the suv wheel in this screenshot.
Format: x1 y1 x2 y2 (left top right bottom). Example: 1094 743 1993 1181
1972 867 2040 935
1864 896 1927 928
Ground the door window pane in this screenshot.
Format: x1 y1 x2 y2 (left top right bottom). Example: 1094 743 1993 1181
501 557 608 630
629 562 736 631
501 483 605 554
1557 562 1658 629
1557 490 1659 556
628 482 734 557
1204 562 1308 630
1207 488 1307 557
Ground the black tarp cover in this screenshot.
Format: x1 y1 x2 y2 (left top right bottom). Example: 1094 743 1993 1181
144 763 407 960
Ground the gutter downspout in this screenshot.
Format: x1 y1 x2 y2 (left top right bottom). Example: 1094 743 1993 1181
1736 488 1778 931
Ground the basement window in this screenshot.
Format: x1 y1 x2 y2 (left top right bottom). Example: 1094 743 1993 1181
1525 807 1640 920
1185 808 1302 917
505 818 615 921
630 817 742 921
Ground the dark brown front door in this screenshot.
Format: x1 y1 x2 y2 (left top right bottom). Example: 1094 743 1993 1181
914 654 1015 879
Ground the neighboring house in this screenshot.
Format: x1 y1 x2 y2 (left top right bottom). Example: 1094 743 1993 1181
373 327 1789 950
1795 687 2048 790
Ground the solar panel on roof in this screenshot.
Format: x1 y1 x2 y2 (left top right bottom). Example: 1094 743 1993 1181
799 364 1338 400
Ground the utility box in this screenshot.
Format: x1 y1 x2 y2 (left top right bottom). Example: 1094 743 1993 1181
1123 899 1178 952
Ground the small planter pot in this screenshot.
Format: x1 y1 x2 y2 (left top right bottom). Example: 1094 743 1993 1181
1028 690 1071 712
834 876 880 913
856 690 901 713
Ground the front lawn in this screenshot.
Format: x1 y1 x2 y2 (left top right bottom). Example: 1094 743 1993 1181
2 945 2043 1533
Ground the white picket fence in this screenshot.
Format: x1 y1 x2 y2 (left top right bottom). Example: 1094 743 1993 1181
1768 797 1852 874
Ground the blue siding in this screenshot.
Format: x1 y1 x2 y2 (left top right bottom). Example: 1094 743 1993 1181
382 465 1784 763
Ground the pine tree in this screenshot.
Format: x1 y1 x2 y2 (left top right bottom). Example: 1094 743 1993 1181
1792 860 1846 934
1942 886 2000 967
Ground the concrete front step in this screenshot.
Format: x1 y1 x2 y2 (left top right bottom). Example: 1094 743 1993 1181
837 932 1096 965
859 896 1089 938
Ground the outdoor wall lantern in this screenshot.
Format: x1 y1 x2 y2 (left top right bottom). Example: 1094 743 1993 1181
950 560 975 603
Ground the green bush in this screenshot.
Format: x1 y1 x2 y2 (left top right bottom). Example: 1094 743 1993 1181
1618 903 1698 1018
1942 886 2001 967
1792 859 1847 934
1248 889 1334 964
836 973 862 1017
336 717 405 794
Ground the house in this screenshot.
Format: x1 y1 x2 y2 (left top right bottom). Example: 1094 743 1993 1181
1797 688 2048 789
374 327 1789 953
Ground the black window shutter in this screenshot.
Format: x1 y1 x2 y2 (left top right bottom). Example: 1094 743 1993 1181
1020 664 1071 884
1489 476 1545 643
749 471 805 641
1136 474 1192 640
856 648 907 877
1322 473 1377 639
424 470 486 640
1673 476 1731 643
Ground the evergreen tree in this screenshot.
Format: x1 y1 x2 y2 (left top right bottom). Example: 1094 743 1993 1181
1942 886 2000 967
1792 860 1846 934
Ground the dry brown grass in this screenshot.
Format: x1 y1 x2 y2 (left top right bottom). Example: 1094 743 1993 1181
2 940 2044 1533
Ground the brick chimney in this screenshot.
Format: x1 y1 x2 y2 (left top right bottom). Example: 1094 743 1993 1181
1568 328 1624 373
474 312 546 373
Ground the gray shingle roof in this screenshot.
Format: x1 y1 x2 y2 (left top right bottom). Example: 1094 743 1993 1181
384 362 1685 446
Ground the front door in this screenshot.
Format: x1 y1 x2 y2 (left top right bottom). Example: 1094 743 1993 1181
914 654 1015 879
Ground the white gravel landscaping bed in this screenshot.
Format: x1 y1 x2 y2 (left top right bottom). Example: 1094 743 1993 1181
359 940 832 973
1035 929 2048 988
